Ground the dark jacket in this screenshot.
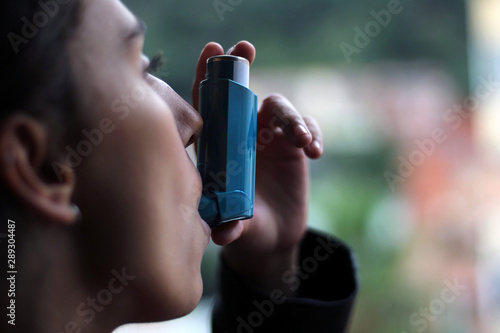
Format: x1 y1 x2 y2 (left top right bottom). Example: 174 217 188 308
212 229 358 332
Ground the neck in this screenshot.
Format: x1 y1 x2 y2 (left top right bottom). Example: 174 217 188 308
16 223 121 333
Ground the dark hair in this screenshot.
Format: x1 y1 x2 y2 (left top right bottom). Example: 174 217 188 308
0 0 82 219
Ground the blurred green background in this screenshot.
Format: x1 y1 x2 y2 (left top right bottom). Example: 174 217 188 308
124 0 468 98
118 1 478 332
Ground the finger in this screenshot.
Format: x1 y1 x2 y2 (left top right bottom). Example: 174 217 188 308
192 41 254 111
191 42 224 111
227 40 256 65
211 220 244 246
258 94 313 148
302 115 323 159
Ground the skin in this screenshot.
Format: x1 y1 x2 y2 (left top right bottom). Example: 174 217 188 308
0 0 323 332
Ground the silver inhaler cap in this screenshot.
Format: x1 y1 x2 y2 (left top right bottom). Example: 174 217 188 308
206 55 249 87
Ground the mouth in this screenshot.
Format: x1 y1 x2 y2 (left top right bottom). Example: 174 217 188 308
199 215 212 239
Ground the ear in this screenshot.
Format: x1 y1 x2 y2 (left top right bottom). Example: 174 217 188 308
0 114 77 225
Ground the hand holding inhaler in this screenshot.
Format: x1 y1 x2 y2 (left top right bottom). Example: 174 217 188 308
197 55 258 228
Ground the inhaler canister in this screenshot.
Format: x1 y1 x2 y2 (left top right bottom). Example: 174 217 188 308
197 55 257 228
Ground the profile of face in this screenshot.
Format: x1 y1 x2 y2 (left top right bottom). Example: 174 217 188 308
66 0 208 322
3 0 322 329
0 0 219 328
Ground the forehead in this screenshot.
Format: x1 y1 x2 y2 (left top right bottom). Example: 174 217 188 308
67 0 143 115
73 0 138 52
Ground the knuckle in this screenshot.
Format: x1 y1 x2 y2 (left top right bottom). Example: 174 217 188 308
302 115 315 123
263 93 285 104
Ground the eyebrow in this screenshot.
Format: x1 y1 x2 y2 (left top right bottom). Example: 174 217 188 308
125 16 147 43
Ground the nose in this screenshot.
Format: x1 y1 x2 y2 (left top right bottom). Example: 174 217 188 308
147 75 203 147
165 88 203 147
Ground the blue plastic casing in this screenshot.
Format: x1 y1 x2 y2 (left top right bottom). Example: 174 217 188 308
197 56 257 228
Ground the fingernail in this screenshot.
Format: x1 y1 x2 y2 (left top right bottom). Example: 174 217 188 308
312 140 322 151
227 45 236 54
294 124 310 136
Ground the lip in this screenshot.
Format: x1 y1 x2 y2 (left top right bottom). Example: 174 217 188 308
199 214 212 240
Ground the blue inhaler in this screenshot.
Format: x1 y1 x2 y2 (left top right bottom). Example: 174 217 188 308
197 55 258 229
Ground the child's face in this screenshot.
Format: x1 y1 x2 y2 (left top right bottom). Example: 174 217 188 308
67 0 210 320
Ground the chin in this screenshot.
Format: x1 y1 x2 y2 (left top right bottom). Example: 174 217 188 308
137 273 204 322
170 275 204 319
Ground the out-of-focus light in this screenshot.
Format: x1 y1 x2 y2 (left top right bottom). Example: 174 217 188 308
469 0 500 48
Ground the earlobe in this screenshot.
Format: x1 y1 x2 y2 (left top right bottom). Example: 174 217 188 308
0 115 77 225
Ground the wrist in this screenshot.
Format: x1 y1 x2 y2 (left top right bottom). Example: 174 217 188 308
222 245 300 297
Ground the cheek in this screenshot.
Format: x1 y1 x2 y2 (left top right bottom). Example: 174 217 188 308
126 100 205 314
74 90 205 314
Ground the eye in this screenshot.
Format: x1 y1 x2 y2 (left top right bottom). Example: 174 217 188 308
143 51 165 76
141 54 150 76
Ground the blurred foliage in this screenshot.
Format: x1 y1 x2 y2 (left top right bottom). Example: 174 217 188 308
124 0 468 99
309 148 406 332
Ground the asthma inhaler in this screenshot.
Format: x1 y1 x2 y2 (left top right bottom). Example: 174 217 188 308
197 55 258 228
